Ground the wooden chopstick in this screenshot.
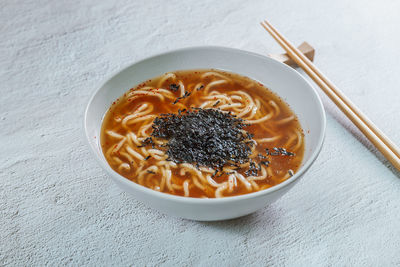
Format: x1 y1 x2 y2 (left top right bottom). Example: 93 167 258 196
262 20 400 160
261 20 400 171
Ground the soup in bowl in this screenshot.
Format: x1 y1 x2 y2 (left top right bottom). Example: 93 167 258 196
101 69 304 198
85 47 325 220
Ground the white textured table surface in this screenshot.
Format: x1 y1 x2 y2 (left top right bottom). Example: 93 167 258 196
1 0 400 266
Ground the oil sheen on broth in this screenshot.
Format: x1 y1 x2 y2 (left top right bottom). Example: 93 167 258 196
101 69 304 198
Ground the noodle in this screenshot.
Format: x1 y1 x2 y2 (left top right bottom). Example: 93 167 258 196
215 183 229 198
178 80 185 97
118 163 130 172
101 69 304 198
165 169 173 192
236 173 252 191
157 72 176 88
275 115 295 125
207 175 223 187
106 130 124 139
112 138 126 153
203 80 228 94
201 71 232 82
128 90 165 101
227 174 237 193
126 146 144 161
183 180 190 197
256 136 281 143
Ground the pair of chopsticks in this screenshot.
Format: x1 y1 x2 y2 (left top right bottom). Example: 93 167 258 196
261 20 400 171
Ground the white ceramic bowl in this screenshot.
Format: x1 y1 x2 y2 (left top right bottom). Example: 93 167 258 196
84 46 326 221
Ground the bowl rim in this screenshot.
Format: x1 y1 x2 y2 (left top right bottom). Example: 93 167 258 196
84 45 326 204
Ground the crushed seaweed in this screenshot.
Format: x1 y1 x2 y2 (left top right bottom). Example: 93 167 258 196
169 83 180 92
266 147 295 156
172 91 191 104
138 137 155 148
151 108 253 170
245 160 260 176
196 85 204 91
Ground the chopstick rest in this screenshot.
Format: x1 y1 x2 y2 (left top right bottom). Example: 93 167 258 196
269 42 315 68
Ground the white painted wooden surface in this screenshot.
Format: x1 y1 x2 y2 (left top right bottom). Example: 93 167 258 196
1 0 400 265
